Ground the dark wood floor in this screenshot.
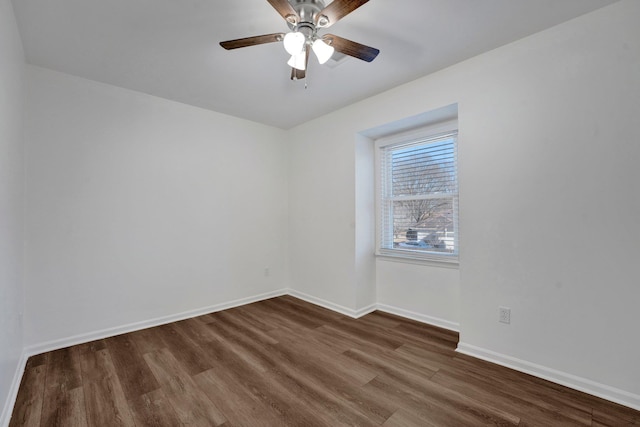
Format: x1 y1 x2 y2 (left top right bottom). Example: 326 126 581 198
9 296 640 426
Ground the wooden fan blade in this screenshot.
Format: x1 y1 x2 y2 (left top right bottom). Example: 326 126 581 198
290 45 310 80
267 0 300 24
323 34 379 62
315 0 369 28
220 33 284 50
291 67 305 80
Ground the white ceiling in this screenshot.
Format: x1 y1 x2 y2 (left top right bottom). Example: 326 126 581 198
12 0 617 129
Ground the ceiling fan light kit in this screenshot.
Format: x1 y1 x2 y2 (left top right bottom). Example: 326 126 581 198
220 0 379 80
312 38 334 64
287 51 307 70
283 31 306 55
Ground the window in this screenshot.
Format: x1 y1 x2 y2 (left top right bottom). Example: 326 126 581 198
376 121 459 264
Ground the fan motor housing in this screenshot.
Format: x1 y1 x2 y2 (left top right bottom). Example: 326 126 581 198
287 0 326 28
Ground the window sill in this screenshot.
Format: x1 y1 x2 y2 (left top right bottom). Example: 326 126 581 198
375 251 459 269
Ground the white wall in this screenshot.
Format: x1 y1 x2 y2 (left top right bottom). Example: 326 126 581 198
288 120 358 310
288 0 640 407
0 0 25 424
354 135 376 311
24 66 289 348
457 0 640 403
377 261 460 330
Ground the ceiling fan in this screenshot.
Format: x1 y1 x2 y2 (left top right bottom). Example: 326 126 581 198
220 0 380 80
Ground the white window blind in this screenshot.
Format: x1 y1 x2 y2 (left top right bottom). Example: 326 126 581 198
378 130 459 263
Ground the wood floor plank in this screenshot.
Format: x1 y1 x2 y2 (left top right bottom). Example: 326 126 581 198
193 368 286 426
9 296 640 426
393 319 459 344
260 363 381 426
268 326 378 386
172 317 219 344
207 311 391 426
260 297 326 329
242 299 322 330
201 320 273 374
357 311 404 329
382 408 441 427
127 388 182 427
592 407 640 426
343 347 439 387
80 348 135 426
590 398 640 424
389 323 459 354
124 327 166 356
25 353 48 369
366 374 520 426
40 385 88 427
272 294 347 324
385 344 445 374
394 342 456 371
216 310 279 346
332 317 406 350
154 323 213 376
266 338 397 424
314 323 398 354
39 346 89 427
451 353 597 415
202 357 331 426
104 333 160 400
226 304 280 332
143 348 226 426
194 328 334 426
430 369 591 426
365 374 498 426
8 364 46 427
75 339 107 355
45 347 83 390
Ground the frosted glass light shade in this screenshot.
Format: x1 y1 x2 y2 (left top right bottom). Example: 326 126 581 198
287 51 306 71
312 39 335 64
283 32 305 55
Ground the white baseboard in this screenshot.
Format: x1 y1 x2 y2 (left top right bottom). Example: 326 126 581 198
355 303 378 318
456 342 640 412
287 289 376 318
376 303 460 332
24 289 288 357
1 351 28 427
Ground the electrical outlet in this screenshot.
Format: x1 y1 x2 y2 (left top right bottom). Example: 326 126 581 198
264 267 270 277
499 306 511 324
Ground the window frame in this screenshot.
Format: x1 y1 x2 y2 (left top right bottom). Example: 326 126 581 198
374 119 459 266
